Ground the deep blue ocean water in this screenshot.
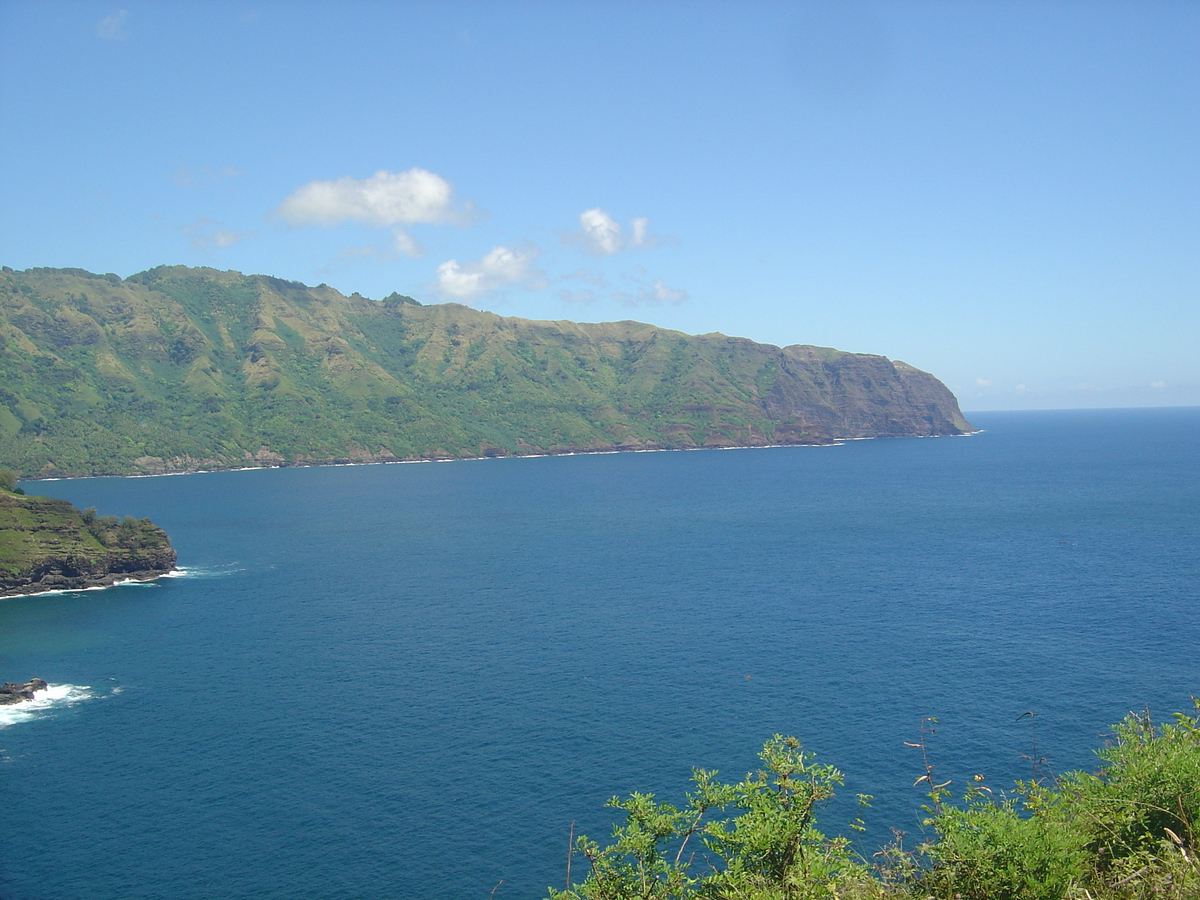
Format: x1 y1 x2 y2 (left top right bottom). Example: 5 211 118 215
2 407 1198 900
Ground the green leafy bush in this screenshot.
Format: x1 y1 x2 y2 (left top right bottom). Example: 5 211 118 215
0 468 19 492
548 736 875 900
546 700 1200 900
1050 703 1200 898
918 794 1087 900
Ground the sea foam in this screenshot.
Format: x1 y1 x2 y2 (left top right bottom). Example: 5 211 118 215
0 683 95 728
161 564 241 579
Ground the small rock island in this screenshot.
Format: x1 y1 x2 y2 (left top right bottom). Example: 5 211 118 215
0 678 48 705
0 478 176 598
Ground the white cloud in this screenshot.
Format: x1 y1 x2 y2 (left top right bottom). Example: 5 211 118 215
570 208 663 256
434 245 541 300
1151 380 1167 389
976 377 993 387
277 168 472 228
97 9 128 41
578 208 623 255
630 217 649 246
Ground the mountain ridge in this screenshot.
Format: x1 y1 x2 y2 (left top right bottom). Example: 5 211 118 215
0 265 972 478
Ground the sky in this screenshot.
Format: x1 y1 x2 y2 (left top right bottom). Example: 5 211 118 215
1 1 1197 411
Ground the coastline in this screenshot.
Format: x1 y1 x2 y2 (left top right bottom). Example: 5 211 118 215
22 430 979 484
0 567 180 601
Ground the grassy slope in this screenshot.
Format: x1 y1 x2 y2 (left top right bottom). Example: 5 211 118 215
0 266 971 478
0 489 175 596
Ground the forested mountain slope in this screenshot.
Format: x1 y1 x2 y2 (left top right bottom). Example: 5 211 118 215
0 266 972 478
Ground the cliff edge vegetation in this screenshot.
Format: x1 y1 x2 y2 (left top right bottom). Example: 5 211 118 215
549 700 1200 900
0 473 176 597
0 266 972 479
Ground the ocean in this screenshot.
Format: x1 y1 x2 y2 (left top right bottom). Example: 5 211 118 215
2 407 1198 900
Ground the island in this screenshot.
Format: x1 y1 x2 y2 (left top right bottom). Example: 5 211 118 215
0 678 48 705
0 478 176 598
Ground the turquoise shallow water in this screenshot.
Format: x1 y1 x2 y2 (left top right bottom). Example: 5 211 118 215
2 408 1198 900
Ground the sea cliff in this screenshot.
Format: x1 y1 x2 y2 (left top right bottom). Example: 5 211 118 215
0 490 176 598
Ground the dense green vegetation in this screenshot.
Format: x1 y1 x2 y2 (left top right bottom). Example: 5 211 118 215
549 702 1200 900
0 478 175 596
0 266 970 478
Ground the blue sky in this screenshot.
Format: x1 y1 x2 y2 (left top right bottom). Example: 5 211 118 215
2 1 1196 411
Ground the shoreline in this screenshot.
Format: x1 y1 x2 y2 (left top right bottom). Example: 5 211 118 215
0 568 180 602
23 430 979 484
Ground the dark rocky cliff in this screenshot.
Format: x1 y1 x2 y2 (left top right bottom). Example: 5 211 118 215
763 347 973 438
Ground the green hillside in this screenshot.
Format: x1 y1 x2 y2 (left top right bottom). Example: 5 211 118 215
0 266 971 478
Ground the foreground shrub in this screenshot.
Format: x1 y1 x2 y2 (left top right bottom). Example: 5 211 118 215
547 736 874 900
546 699 1200 900
1061 705 1200 871
918 794 1088 900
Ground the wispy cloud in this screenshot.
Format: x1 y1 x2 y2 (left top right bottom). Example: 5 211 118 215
559 268 610 289
332 245 381 261
433 245 542 301
172 164 242 189
315 233 425 275
554 264 688 308
391 230 423 258
97 9 129 41
567 208 663 256
182 217 253 251
615 279 688 308
559 288 600 305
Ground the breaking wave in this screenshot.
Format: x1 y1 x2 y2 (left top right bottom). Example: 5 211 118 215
162 564 242 579
0 683 97 728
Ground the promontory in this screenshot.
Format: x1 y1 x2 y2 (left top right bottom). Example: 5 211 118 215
0 265 972 479
0 484 176 598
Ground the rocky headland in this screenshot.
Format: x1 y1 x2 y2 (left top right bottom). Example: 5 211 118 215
0 489 176 598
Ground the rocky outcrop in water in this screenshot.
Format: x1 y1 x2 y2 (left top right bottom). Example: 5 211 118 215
0 678 48 705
